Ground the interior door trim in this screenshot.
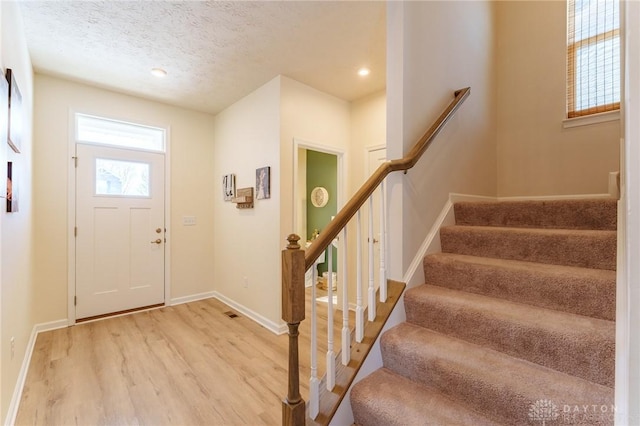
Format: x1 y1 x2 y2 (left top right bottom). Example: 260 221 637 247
292 138 346 240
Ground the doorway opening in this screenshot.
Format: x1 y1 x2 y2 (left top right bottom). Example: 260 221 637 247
293 140 344 295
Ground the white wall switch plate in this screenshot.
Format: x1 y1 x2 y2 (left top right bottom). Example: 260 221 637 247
183 216 197 226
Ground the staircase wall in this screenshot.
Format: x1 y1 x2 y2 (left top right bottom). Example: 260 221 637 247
495 1 620 197
386 1 498 278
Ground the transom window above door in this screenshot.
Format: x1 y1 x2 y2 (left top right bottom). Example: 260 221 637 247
75 113 166 152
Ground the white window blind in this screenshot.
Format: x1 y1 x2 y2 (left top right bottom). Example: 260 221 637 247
567 0 620 118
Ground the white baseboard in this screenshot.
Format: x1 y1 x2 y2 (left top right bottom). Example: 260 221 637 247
449 193 496 203
172 291 287 335
212 291 287 335
450 192 614 202
170 291 218 306
497 193 613 201
402 196 455 288
5 319 68 426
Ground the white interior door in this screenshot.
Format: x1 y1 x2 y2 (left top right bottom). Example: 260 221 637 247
75 143 165 319
367 147 387 290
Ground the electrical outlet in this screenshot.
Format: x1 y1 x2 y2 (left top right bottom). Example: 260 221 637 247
243 276 248 288
10 337 15 360
182 216 197 226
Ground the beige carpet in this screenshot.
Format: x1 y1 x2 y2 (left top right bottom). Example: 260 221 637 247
350 198 616 425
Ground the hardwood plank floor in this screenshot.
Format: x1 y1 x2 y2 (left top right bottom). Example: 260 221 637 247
15 288 354 425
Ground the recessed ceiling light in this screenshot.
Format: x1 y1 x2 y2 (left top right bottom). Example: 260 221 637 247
151 68 167 78
357 67 370 77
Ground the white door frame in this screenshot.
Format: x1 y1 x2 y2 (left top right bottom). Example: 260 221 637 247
292 138 346 240
67 110 172 325
365 144 387 175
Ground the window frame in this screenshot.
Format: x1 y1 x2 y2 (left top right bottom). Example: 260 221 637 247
566 0 621 119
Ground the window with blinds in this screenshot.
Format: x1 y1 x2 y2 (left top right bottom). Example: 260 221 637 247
567 0 620 118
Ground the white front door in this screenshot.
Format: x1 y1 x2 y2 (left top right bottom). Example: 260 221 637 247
75 143 165 319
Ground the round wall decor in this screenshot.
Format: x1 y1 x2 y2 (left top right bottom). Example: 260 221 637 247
310 186 329 208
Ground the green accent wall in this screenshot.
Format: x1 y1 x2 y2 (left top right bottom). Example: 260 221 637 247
306 150 337 275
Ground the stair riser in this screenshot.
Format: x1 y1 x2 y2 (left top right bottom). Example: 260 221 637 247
423 255 616 321
440 227 616 270
454 199 617 230
405 292 614 387
381 328 614 425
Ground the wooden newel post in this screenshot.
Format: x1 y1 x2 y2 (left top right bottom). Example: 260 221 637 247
282 234 306 426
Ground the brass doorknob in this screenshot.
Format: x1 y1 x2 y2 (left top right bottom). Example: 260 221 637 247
151 239 162 244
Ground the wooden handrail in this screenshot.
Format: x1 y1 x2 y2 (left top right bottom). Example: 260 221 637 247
282 87 470 426
304 87 470 269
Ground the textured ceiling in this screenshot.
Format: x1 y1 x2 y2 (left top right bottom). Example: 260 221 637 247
18 1 386 115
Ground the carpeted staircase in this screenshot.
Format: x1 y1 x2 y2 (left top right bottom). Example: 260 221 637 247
350 198 616 425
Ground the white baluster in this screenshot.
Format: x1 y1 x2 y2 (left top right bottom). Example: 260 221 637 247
379 180 387 302
356 210 364 343
341 228 350 365
309 265 319 419
368 196 376 321
326 245 336 391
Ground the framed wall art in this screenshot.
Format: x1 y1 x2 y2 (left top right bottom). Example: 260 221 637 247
223 173 235 201
0 72 7 148
7 161 17 213
6 68 22 153
256 166 270 200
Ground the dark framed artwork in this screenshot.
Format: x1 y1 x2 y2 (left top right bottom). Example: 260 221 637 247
6 69 22 153
0 72 7 148
256 166 270 200
7 161 17 213
223 173 235 201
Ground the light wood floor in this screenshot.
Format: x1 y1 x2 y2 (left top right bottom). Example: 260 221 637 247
15 288 354 425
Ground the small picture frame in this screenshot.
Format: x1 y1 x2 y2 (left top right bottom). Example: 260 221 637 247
6 69 22 154
223 173 236 201
7 161 17 213
256 166 270 200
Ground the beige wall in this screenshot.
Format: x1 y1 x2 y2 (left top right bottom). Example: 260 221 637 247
1 2 34 421
387 1 498 275
350 90 386 190
280 75 351 239
32 75 216 324
496 1 620 196
212 77 282 327
212 75 352 327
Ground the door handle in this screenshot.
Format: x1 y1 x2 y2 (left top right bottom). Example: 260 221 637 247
151 239 162 244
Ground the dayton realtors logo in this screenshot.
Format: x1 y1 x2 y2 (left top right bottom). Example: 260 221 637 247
529 399 560 425
528 399 616 424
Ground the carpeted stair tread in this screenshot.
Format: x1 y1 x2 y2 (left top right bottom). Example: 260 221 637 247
423 252 616 320
454 198 617 230
350 367 501 426
405 284 614 387
350 198 616 424
440 225 616 270
380 323 614 425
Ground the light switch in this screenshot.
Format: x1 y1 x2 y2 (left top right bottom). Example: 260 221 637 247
183 216 196 226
